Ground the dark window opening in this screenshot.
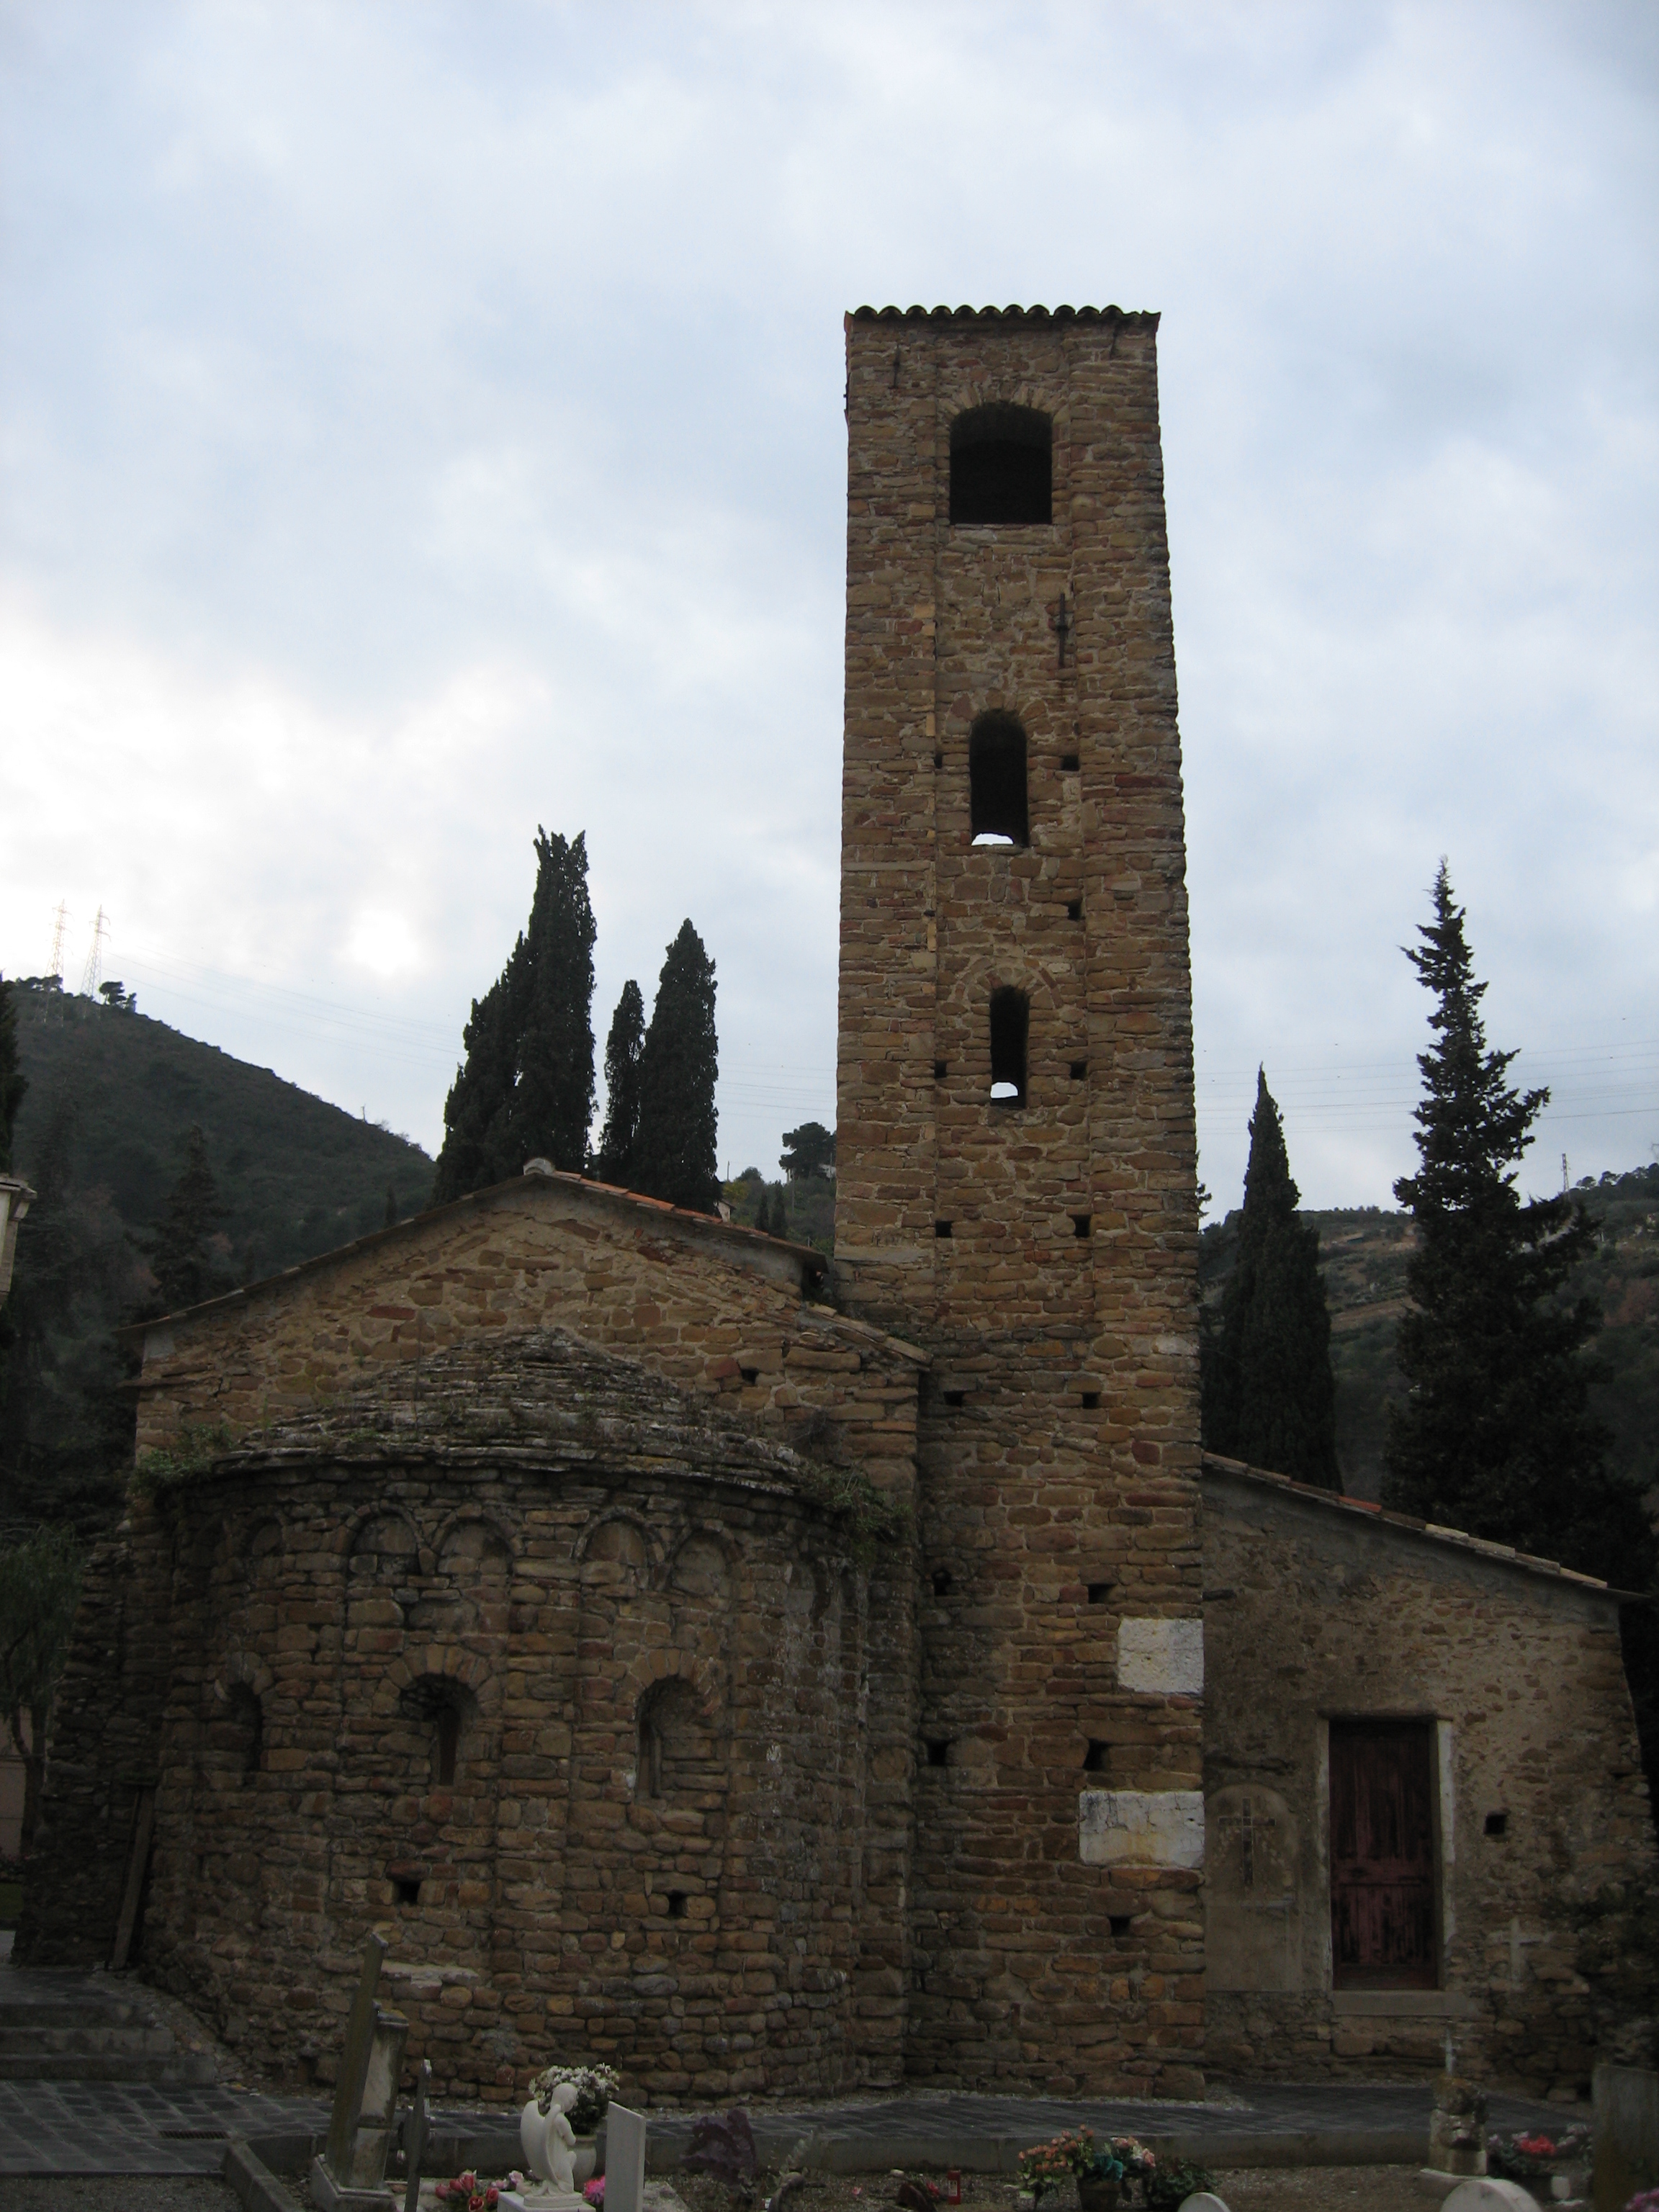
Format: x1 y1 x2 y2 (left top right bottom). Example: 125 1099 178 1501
931 1568 954 1598
1484 1812 1509 1837
969 713 1029 847
636 1677 713 1805
1066 899 1082 921
435 1704 461 1787
989 987 1028 1106
667 1890 688 1918
223 1683 263 1786
935 1219 953 1238
739 1365 759 1384
1083 1740 1110 1772
1087 1581 1112 1605
400 1675 474 1793
949 403 1053 526
1072 1214 1092 1239
933 1058 948 1079
1107 1913 1133 1937
1080 1390 1101 1410
393 1876 421 1907
1069 1060 1087 1082
1061 752 1080 772
925 1738 952 1768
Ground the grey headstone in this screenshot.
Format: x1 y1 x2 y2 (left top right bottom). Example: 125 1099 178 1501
325 1935 388 2179
1176 2195 1232 2212
1594 2062 1659 2211
606 2103 649 2212
1441 2182 1541 2211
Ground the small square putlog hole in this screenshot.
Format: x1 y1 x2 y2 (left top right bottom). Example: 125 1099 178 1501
1087 1581 1113 1605
934 1058 948 1079
1108 1913 1133 1937
1072 1214 1092 1238
1061 752 1080 772
925 1738 952 1768
1484 1811 1509 1837
667 1890 689 1918
1069 1060 1087 1082
1083 1740 1110 1772
931 1568 954 1598
1066 899 1082 921
935 1219 953 1238
1079 1390 1101 1409
392 1876 421 1907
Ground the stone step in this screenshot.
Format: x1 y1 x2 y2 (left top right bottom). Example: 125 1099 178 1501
0 2000 145 2031
0 2049 220 2084
0 2022 178 2056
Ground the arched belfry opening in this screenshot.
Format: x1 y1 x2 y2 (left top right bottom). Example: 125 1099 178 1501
970 712 1029 847
989 987 1029 1107
949 403 1052 526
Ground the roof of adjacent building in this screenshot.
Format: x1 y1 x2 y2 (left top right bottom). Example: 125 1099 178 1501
848 302 1159 328
1202 1449 1636 1601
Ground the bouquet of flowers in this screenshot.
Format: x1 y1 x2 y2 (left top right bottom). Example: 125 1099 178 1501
1017 2130 1155 2200
530 2061 622 2132
435 2174 499 2211
1487 2124 1590 2181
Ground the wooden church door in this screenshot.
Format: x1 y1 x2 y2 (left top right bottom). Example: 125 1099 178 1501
1328 1719 1437 1987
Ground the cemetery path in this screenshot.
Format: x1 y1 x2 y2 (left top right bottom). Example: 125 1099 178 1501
0 2076 1576 2179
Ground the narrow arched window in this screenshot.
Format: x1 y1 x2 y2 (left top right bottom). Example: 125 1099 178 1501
224 1683 263 1785
989 988 1029 1107
950 404 1052 525
970 712 1028 846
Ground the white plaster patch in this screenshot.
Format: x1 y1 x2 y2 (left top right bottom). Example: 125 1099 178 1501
1079 1789 1205 1870
1117 1616 1204 1695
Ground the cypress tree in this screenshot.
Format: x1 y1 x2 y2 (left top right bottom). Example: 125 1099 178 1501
148 1125 230 1314
1201 1068 1339 1488
631 921 719 1215
1380 863 1617 1552
433 829 596 1200
597 980 645 1186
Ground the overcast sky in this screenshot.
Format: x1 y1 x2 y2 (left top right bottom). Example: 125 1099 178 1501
3 1 1654 1210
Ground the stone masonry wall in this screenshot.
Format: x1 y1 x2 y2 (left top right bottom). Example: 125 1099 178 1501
835 307 1203 2095
22 1332 917 2105
129 1173 922 1501
1202 1459 1658 2098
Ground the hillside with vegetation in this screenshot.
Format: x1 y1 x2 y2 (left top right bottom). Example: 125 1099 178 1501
1 978 433 1532
1202 1161 1659 1509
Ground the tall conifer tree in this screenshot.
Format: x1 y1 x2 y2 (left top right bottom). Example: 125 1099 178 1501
631 922 719 1215
597 980 645 1187
433 830 596 1200
148 1125 229 1314
1202 1069 1339 1487
0 974 24 1174
1381 865 1616 1550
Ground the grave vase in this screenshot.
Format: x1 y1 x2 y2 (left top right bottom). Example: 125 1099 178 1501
572 2136 598 2189
1076 2176 1120 2212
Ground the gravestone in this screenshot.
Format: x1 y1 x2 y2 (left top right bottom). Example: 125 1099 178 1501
1428 2074 1488 2178
310 1934 412 2211
605 2104 649 2212
1441 2183 1540 2211
1593 2062 1659 2211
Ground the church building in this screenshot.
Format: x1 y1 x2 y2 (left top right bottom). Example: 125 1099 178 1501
19 307 1653 2107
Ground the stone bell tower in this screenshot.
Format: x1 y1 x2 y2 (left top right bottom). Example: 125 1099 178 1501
835 305 1205 2094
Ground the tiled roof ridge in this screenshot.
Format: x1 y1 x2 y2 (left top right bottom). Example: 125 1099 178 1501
848 302 1159 328
1200 1449 1631 1598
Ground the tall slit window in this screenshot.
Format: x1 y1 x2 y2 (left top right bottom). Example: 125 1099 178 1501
989 988 1029 1107
950 404 1052 526
970 712 1028 847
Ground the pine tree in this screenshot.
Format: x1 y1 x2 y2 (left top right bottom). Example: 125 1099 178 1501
597 980 645 1186
630 921 719 1215
1380 865 1624 1558
433 829 596 1201
1201 1068 1339 1488
148 1125 230 1313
